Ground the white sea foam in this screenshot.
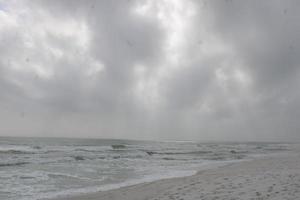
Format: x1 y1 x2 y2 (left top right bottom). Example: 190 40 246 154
31 169 199 200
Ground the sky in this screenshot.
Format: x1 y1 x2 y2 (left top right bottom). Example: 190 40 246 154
0 0 299 141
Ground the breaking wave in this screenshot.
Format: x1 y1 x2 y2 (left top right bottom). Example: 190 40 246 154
0 162 30 167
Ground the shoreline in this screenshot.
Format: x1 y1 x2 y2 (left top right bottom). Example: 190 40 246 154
44 160 238 200
49 150 300 200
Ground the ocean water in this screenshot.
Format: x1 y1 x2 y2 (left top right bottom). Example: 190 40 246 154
0 137 292 200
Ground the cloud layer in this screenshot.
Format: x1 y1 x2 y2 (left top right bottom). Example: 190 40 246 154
0 0 299 141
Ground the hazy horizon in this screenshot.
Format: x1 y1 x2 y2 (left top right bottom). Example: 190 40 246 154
1 0 300 142
0 135 297 144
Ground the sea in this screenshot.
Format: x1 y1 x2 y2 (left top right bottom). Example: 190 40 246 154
0 137 293 200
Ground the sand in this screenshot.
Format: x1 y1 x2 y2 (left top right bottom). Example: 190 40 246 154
52 149 300 200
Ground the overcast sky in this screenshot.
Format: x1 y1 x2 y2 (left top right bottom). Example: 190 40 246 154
0 0 299 141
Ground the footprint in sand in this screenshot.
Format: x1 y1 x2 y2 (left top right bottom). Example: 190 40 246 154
268 186 273 192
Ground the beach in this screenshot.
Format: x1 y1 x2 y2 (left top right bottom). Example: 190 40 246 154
4 138 293 200
2 0 300 199
53 148 300 200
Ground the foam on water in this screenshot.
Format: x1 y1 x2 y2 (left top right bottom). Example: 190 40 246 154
30 170 198 200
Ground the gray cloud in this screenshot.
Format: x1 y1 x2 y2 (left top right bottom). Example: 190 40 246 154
0 0 299 141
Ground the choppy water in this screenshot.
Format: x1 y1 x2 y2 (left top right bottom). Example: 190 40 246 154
0 137 292 200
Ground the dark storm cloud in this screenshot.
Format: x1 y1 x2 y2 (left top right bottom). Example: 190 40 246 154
0 0 299 141
35 0 164 116
202 0 300 139
207 0 300 86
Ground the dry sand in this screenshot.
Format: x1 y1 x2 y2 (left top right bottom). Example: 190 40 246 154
52 149 300 200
